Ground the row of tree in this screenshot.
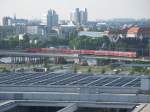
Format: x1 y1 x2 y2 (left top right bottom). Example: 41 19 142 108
0 34 150 56
69 36 110 50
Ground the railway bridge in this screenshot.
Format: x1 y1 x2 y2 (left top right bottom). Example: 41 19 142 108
0 50 149 62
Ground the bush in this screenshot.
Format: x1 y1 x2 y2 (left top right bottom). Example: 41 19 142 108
73 65 77 73
1 67 10 72
101 68 106 74
87 67 92 73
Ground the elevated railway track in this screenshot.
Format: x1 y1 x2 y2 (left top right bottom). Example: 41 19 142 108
0 50 149 62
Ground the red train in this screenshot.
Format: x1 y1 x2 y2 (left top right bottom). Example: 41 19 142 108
25 48 137 58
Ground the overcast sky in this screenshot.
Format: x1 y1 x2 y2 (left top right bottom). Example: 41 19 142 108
0 0 150 24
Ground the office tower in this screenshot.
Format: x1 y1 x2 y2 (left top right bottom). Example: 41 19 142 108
70 8 88 25
47 9 59 28
80 11 86 25
81 8 88 25
84 8 88 24
70 11 75 22
75 8 80 25
2 17 12 26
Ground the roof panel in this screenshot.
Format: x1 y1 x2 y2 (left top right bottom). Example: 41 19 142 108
0 72 141 88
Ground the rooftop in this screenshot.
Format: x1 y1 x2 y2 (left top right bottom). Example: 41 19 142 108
127 27 150 34
0 72 140 87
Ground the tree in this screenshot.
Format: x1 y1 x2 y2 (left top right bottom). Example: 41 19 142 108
1 67 10 72
87 67 92 73
101 68 106 74
60 65 63 70
115 70 120 74
73 65 78 73
69 36 111 50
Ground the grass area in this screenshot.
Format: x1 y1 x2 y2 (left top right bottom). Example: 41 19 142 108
0 63 71 72
71 65 113 73
0 67 11 72
71 65 150 74
1 63 150 75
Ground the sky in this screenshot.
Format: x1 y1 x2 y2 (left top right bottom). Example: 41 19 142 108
0 0 150 24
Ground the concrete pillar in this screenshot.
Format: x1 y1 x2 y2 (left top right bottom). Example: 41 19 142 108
27 57 30 63
14 57 17 64
38 57 40 64
21 57 23 64
29 57 32 64
33 57 36 64
11 57 14 64
35 57 37 64
56 103 78 112
32 57 34 64
16 57 19 64
12 57 14 64
22 57 25 64
17 57 19 64
141 76 150 91
116 108 120 112
19 57 21 64
42 57 45 64
35 57 38 64
26 57 28 63
40 57 43 64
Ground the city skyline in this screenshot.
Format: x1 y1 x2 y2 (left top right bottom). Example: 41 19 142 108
0 0 150 25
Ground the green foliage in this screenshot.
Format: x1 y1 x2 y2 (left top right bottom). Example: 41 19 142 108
0 36 19 49
143 69 150 74
0 67 11 72
101 68 106 74
108 38 149 54
1 32 149 56
60 65 63 70
114 70 120 74
135 61 150 64
87 67 92 73
73 65 78 73
43 58 50 69
69 36 110 50
130 67 150 74
0 35 30 49
130 70 135 75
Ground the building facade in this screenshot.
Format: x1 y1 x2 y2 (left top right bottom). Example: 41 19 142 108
47 9 59 29
70 8 88 26
2 17 13 26
58 22 77 39
0 26 15 39
127 27 150 39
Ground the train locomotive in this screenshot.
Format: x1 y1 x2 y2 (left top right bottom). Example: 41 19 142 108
25 48 137 58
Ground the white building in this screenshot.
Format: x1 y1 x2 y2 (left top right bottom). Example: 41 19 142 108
78 31 108 38
56 22 77 39
27 25 45 35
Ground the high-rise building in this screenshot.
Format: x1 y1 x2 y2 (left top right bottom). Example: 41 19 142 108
70 8 88 25
2 16 28 26
2 17 13 26
47 9 59 28
84 8 88 24
75 8 80 25
70 11 75 23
